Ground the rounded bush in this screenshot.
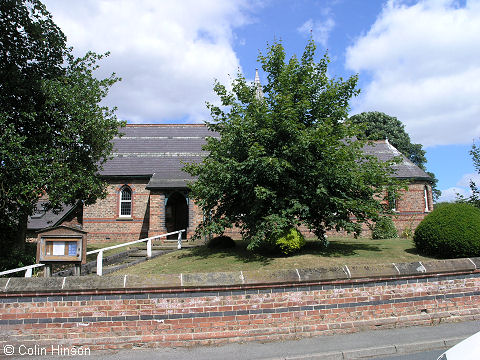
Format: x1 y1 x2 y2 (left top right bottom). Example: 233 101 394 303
271 227 306 255
207 235 236 249
413 203 480 258
372 216 398 239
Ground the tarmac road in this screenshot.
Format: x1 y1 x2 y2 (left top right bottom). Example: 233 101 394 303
374 350 444 359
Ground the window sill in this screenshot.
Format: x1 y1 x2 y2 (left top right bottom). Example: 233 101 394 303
116 217 133 221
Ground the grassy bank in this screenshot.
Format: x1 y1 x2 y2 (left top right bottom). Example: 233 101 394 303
112 237 434 276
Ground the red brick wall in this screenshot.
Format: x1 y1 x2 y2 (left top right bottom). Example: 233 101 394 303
82 180 432 243
148 190 166 237
391 182 433 236
83 180 150 243
85 182 200 243
322 181 432 238
1 272 479 352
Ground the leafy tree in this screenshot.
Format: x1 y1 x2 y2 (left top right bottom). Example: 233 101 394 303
348 111 441 200
458 141 480 207
469 142 480 207
185 40 400 251
0 0 122 251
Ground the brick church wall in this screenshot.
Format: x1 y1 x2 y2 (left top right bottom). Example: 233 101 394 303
83 180 150 243
84 181 204 244
82 179 432 243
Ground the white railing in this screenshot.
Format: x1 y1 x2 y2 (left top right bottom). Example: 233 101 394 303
0 263 45 278
0 229 186 278
86 229 186 276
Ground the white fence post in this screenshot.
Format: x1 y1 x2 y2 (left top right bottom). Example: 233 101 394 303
147 238 152 258
25 268 32 278
96 250 103 276
177 231 182 249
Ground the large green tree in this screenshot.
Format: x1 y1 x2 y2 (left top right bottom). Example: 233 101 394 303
185 40 400 250
348 111 440 200
0 0 122 251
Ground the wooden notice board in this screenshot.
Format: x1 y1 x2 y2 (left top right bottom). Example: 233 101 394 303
36 226 87 264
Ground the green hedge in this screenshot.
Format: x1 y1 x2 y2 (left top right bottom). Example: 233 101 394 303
413 203 480 258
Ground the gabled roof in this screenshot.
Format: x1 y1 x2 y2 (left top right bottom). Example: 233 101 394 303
27 202 77 231
101 124 431 188
363 140 431 180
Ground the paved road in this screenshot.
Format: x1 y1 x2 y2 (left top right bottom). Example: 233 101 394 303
371 350 444 360
374 350 444 359
7 320 479 359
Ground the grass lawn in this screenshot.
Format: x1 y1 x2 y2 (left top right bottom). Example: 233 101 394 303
112 237 435 276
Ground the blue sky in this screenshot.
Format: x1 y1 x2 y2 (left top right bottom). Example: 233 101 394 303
43 0 480 202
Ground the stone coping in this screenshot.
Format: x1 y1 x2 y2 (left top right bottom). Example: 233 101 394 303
0 257 479 295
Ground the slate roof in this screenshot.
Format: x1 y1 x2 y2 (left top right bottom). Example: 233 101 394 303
27 202 77 231
363 140 431 180
100 125 214 188
100 124 431 189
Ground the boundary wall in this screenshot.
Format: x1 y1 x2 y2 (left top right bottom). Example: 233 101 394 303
1 258 480 353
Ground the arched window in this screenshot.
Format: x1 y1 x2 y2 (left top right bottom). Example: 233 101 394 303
119 186 132 217
424 185 430 212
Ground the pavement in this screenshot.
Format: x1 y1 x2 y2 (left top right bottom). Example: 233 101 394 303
8 320 480 359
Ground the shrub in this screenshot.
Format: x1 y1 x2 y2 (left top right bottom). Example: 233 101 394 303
0 242 37 276
413 203 480 258
372 216 398 239
207 235 236 249
400 227 413 239
270 228 306 255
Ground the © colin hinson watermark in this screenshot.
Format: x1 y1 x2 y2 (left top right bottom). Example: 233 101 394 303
3 344 90 356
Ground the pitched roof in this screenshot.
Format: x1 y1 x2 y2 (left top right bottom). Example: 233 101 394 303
100 125 211 179
27 202 77 231
363 140 431 180
100 124 431 188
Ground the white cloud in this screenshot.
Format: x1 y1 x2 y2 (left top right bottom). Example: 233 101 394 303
457 172 480 187
42 0 256 123
298 10 335 48
346 0 480 147
437 171 480 202
437 187 468 202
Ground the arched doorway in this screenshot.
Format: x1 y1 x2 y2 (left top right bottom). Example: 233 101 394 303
165 192 188 239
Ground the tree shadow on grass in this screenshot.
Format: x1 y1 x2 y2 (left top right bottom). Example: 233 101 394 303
404 246 439 259
404 247 421 255
177 240 273 266
177 239 383 266
300 239 382 258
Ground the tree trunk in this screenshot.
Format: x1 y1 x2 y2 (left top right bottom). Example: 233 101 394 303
13 214 27 252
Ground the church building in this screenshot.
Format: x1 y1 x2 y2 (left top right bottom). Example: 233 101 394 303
26 123 432 244
27 73 433 243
